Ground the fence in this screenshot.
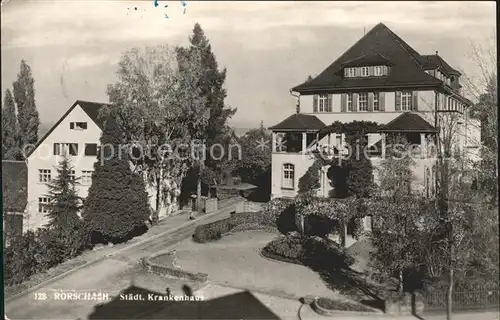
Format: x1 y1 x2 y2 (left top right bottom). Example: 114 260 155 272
422 285 499 311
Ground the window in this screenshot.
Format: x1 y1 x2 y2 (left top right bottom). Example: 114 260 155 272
347 68 357 77
69 170 76 180
84 143 98 156
373 92 380 111
70 122 87 130
38 197 50 213
54 143 78 156
282 164 295 189
374 66 383 76
361 67 369 77
347 93 353 111
38 169 51 183
401 91 412 111
81 170 93 185
358 93 368 111
318 94 328 112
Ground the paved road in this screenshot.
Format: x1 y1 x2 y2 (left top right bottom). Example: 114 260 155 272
4 201 240 320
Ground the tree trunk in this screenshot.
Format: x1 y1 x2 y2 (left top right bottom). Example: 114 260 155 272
197 171 202 214
398 269 404 293
447 267 454 320
152 175 161 225
342 220 347 248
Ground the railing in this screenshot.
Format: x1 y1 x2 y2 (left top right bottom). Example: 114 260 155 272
422 286 499 311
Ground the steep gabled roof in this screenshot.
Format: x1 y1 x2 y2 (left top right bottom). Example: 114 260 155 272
422 54 461 76
26 100 111 158
2 160 28 212
268 113 326 131
379 112 437 133
293 23 442 92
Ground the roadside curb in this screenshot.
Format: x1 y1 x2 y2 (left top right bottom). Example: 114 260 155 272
5 198 242 303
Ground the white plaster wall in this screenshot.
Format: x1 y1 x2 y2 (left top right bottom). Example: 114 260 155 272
271 153 316 199
300 90 436 126
26 104 102 231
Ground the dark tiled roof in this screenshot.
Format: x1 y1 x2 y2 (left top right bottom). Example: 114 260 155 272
78 100 111 130
379 112 437 133
2 160 28 212
293 23 442 92
422 54 461 76
268 113 326 131
341 54 392 67
26 100 111 158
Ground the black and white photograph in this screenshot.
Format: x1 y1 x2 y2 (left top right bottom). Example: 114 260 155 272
1 1 498 319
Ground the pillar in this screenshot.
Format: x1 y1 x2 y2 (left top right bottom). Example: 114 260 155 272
272 132 277 152
302 132 307 154
381 133 386 158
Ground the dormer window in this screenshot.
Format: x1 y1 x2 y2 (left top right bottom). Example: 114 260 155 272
374 66 383 76
361 67 369 77
347 68 357 77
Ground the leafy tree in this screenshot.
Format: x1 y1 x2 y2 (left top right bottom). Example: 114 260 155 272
82 115 150 244
107 44 209 223
12 60 39 154
2 89 22 160
234 122 271 184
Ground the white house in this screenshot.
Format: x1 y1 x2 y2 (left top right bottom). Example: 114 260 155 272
24 100 180 232
269 23 481 201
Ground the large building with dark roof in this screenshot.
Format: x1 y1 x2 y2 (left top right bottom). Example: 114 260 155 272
268 23 481 208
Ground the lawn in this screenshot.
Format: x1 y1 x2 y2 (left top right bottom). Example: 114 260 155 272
171 230 341 299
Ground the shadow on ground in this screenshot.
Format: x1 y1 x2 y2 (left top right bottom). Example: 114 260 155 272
85 284 280 319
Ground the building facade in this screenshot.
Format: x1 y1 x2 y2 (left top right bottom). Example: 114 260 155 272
23 100 180 232
269 23 481 201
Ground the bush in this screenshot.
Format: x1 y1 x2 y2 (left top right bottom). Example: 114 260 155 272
192 211 276 243
82 116 150 244
262 198 297 233
261 235 354 268
4 223 90 286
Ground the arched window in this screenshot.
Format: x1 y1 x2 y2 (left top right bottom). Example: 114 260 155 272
282 163 295 189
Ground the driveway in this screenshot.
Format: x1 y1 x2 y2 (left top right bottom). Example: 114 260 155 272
4 200 241 320
173 230 341 299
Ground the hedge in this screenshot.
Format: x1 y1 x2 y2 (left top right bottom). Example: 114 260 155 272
261 234 355 268
192 211 276 243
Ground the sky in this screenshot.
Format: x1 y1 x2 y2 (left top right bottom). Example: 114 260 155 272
1 1 496 133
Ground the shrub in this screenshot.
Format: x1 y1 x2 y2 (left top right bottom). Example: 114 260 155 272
192 211 276 243
82 116 150 244
298 160 322 194
261 235 355 269
262 198 297 233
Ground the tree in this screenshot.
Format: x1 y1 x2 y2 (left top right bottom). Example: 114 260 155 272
12 60 39 154
107 44 209 223
2 89 22 160
82 115 151 244
44 155 89 258
298 159 322 194
369 136 424 292
177 23 237 211
234 124 271 184
45 155 82 229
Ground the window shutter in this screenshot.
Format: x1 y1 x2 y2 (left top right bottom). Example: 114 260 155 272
395 91 402 111
327 94 333 112
379 92 386 111
383 66 388 76
412 91 419 111
313 95 318 113
368 92 374 111
341 93 347 112
70 122 75 129
344 68 348 78
353 93 359 112
369 66 374 76
53 143 59 155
